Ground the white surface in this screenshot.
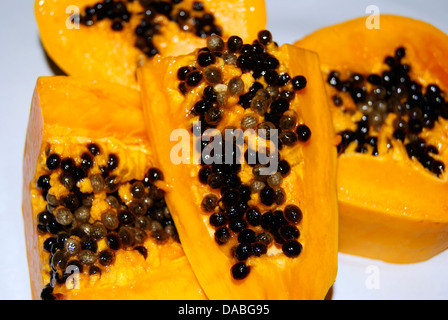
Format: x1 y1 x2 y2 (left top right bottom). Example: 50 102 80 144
0 0 447 300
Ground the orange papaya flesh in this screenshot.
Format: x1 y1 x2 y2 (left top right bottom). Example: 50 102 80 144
139 31 338 299
295 15 448 263
23 76 205 300
35 0 267 89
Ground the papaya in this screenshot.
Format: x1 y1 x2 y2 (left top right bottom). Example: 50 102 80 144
138 31 338 299
22 76 205 300
35 0 266 89
295 15 448 263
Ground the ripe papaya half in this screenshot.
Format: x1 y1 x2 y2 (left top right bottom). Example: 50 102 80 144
295 15 448 263
35 0 266 89
139 31 338 299
22 76 205 299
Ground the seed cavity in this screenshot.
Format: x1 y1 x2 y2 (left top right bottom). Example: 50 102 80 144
36 143 176 299
80 0 223 59
331 47 446 177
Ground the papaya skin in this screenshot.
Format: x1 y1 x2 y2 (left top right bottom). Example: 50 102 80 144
295 15 448 263
23 76 205 300
138 43 338 299
35 0 266 89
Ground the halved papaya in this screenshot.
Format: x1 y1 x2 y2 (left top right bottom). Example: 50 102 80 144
35 0 266 89
139 31 338 299
295 15 448 263
23 76 205 299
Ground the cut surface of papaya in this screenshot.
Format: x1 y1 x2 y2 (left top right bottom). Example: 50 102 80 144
139 31 338 299
35 0 267 89
295 15 448 263
23 76 205 300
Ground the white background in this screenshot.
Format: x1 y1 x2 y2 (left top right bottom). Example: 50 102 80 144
1 0 447 300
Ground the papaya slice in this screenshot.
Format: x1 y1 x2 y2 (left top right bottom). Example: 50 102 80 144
295 15 448 263
23 76 205 299
35 0 266 89
139 31 338 299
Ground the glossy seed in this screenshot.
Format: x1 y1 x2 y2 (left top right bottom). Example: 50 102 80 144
51 250 68 269
257 30 272 46
283 204 302 224
42 236 56 253
250 180 265 193
61 158 75 173
118 209 135 225
80 152 93 169
229 219 247 232
214 227 230 245
238 229 256 243
147 168 164 183
87 143 101 156
102 210 119 230
59 172 76 191
177 66 191 81
205 106 223 125
130 181 146 199
46 154 61 170
260 186 275 206
267 172 282 188
46 194 59 207
275 187 286 205
54 207 73 226
106 233 121 250
107 154 119 170
90 174 105 193
252 242 268 256
282 240 302 257
250 95 269 115
104 175 120 193
78 250 96 265
231 262 250 279
98 250 115 266
279 114 296 130
91 221 107 239
74 206 90 223
279 131 298 146
201 194 218 212
197 51 215 67
119 226 135 247
222 53 237 65
186 70 203 87
292 75 307 91
227 35 243 53
270 98 289 113
279 225 300 241
207 35 225 52
296 124 311 142
257 121 276 140
64 238 80 256
129 199 147 216
194 99 213 114
209 212 227 227
204 67 222 84
227 77 244 96
240 115 258 130
233 243 252 261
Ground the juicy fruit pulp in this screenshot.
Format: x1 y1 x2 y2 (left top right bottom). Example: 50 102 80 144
139 31 338 299
295 15 448 263
35 0 266 89
23 77 204 299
